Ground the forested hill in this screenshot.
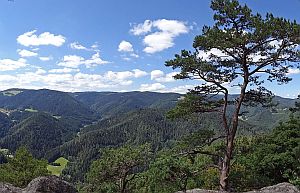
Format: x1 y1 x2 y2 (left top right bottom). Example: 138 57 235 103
0 89 295 161
70 91 181 118
0 88 295 119
0 88 298 183
0 89 95 121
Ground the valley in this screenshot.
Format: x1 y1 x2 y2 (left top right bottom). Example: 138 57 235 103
0 88 297 183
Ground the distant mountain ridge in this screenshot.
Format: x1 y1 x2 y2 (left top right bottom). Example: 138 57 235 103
0 88 297 162
0 89 94 119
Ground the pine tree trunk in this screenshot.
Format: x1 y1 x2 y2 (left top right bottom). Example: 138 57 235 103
219 136 234 191
219 79 247 191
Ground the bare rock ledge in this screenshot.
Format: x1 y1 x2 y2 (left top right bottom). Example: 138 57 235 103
176 183 300 193
0 176 77 193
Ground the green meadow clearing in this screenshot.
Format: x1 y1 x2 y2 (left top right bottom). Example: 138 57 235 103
47 157 68 176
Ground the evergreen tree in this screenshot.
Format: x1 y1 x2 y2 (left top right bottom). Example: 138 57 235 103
166 0 300 190
0 147 49 187
86 145 152 193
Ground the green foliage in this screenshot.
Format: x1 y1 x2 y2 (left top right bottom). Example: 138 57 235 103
230 118 300 191
86 144 152 193
0 147 49 187
138 151 197 193
47 157 69 176
0 112 76 159
61 108 216 182
165 0 300 190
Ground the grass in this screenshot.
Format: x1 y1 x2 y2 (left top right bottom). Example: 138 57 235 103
2 90 23 96
0 148 9 154
53 115 62 119
24 108 38 113
47 157 69 176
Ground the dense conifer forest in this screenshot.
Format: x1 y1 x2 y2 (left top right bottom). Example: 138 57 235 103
0 0 299 192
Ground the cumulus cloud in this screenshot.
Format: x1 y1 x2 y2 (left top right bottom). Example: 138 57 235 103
84 52 110 68
130 20 152 35
17 30 66 47
39 56 53 61
17 49 38 57
118 40 134 52
57 52 109 68
197 48 234 62
130 53 139 58
150 70 164 80
150 70 177 82
288 68 300 75
140 83 166 92
70 42 88 50
48 68 80 73
57 55 84 68
0 69 148 92
35 68 47 75
131 19 189 53
118 41 139 60
132 69 148 78
104 69 147 85
0 58 29 71
168 85 195 94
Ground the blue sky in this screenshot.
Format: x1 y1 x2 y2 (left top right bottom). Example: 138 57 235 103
0 0 299 98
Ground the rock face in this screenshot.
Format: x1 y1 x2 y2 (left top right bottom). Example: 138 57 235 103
0 176 77 193
0 183 22 193
177 183 300 193
245 183 300 193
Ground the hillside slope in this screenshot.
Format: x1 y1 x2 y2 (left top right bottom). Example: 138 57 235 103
0 89 95 122
0 113 75 159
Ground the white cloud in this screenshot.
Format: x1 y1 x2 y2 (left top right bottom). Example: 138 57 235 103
122 57 131 61
168 85 195 94
130 53 139 58
17 30 66 47
57 52 109 68
49 68 80 73
35 68 47 75
150 70 177 82
131 19 189 54
130 20 152 35
140 83 166 92
104 69 147 85
249 51 268 63
57 55 84 68
132 69 148 78
118 40 134 52
151 70 164 80
0 58 29 71
153 19 189 35
70 42 88 50
198 48 233 61
84 52 110 68
0 68 149 92
288 68 300 75
143 32 175 54
17 49 38 57
39 56 53 61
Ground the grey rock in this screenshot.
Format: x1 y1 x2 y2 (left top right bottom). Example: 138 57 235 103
177 182 300 193
23 176 77 193
0 176 77 193
0 183 22 193
245 183 300 193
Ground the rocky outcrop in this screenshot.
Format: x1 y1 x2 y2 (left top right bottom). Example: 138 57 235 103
0 176 77 193
245 183 300 193
177 183 300 193
0 183 22 193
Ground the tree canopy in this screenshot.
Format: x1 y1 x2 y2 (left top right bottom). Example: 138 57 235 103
0 147 49 187
166 0 300 190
